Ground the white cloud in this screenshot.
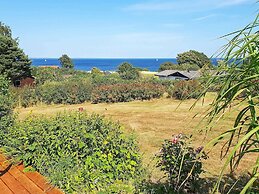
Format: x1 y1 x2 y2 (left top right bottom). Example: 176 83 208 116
217 0 252 7
124 0 253 12
125 1 180 11
193 14 218 21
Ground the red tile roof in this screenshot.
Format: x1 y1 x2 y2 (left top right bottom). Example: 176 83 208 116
0 155 63 194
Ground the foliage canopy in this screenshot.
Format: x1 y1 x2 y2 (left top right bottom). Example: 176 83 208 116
177 50 211 68
2 112 145 193
59 54 74 69
158 61 200 72
117 62 140 80
0 22 31 82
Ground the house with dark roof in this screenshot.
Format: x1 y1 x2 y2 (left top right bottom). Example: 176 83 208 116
155 70 201 80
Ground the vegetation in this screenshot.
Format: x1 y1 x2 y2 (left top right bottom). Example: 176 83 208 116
156 134 207 193
117 62 140 80
31 66 89 85
12 78 93 107
17 95 257 193
158 62 200 72
0 76 12 118
0 22 31 83
168 80 202 100
177 50 211 68
59 54 74 69
0 76 13 134
2 112 145 193
91 67 103 75
91 83 165 104
198 14 259 193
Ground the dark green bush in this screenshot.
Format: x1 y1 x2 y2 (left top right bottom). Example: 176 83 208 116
13 79 93 107
91 73 125 86
2 112 145 193
11 86 38 107
32 67 90 85
0 76 12 117
167 80 202 100
91 83 165 104
37 79 93 105
117 62 140 80
156 134 207 193
0 76 14 146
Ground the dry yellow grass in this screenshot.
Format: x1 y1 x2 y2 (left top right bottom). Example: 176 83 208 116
15 94 255 180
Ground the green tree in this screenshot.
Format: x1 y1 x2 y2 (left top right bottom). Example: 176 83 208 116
177 50 211 68
0 22 32 83
59 54 74 69
117 62 140 80
158 61 200 72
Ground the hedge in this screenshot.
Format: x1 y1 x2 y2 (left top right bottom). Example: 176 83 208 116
1 112 145 193
91 83 165 104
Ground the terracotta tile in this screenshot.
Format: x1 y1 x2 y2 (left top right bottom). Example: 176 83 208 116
0 179 13 194
0 171 30 194
0 155 63 194
9 167 45 194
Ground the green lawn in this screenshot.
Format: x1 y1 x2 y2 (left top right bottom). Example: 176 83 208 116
15 93 255 181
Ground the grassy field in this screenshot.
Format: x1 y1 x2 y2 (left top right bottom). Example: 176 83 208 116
15 94 255 181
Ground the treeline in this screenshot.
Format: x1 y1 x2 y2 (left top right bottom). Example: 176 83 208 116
12 66 205 107
158 50 212 72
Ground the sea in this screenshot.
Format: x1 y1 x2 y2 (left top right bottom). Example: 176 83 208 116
31 58 219 72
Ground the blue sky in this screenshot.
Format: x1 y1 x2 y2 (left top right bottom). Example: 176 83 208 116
0 0 257 58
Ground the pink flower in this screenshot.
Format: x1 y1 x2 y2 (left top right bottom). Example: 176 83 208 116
172 137 179 144
78 107 84 112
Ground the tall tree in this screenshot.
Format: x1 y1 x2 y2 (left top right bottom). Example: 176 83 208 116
117 62 139 80
177 50 211 68
0 22 32 83
59 54 74 69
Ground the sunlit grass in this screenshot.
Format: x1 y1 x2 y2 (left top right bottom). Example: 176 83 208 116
15 93 255 181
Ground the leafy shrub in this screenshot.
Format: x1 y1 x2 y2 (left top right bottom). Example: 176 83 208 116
167 80 202 100
156 134 207 193
37 79 92 105
32 67 89 85
0 76 12 117
2 112 145 193
91 73 125 86
11 86 38 107
140 77 176 90
13 79 93 107
0 76 14 146
91 83 165 104
117 62 140 80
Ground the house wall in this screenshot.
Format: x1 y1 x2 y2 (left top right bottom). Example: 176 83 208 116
15 77 35 87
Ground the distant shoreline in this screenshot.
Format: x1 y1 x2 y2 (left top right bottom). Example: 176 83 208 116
31 58 220 72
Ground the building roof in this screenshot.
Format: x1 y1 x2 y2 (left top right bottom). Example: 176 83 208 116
0 154 63 194
155 70 201 79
